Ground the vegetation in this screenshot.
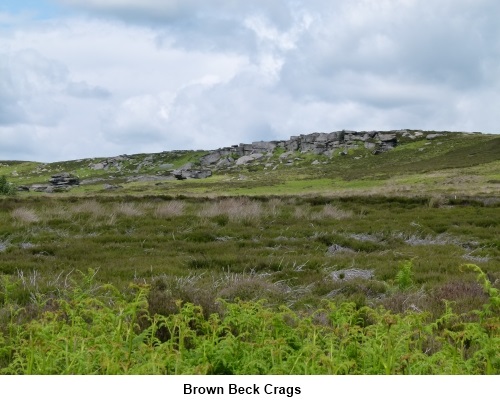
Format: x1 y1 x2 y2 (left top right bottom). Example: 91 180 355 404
0 176 16 196
0 266 497 374
0 131 499 374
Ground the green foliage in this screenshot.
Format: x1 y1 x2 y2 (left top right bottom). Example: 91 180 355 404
395 260 414 291
0 176 16 196
0 268 498 374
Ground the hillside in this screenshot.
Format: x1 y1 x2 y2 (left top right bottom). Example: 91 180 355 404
1 129 500 200
1 129 499 375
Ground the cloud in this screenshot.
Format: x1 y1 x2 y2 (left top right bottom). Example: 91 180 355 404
0 49 68 126
1 1 499 162
66 81 111 99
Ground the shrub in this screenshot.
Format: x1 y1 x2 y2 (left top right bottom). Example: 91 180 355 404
0 176 16 196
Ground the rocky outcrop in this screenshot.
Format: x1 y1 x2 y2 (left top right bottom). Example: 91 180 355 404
29 173 80 193
49 173 80 186
199 129 402 167
89 155 130 171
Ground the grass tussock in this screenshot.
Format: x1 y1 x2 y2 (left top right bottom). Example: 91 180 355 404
312 204 353 220
115 202 143 217
11 208 39 223
70 200 108 217
154 201 185 218
198 198 262 222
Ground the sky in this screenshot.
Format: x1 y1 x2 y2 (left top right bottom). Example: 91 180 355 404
1 0 499 162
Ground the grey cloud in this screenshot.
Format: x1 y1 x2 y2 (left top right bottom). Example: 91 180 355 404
0 49 68 126
0 49 114 128
66 81 111 99
56 0 297 53
56 0 295 26
274 0 500 112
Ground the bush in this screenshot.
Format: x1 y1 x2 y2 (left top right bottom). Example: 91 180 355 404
0 176 16 196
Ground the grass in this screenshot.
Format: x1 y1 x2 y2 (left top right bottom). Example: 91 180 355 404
0 265 497 374
0 131 499 374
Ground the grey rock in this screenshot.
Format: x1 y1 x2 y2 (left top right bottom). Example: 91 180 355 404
103 184 123 190
201 151 226 166
251 141 277 153
426 133 444 140
235 155 253 165
377 133 397 142
89 162 106 170
31 184 49 192
49 173 80 186
330 269 374 281
216 158 232 167
173 169 212 180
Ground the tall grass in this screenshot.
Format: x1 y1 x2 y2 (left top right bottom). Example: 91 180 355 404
198 198 262 222
11 208 39 224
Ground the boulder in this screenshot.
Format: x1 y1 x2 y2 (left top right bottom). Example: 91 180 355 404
31 185 53 193
201 151 226 166
49 173 80 186
251 141 277 153
426 133 444 140
377 133 397 143
236 154 263 165
173 169 212 180
89 162 106 170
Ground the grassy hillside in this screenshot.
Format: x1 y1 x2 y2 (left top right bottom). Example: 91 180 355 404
0 131 499 374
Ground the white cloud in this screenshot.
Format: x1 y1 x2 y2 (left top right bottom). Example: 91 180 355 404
1 1 499 162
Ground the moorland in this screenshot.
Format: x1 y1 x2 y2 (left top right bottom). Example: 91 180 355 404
0 129 499 374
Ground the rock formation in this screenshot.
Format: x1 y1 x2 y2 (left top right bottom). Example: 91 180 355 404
199 129 402 168
30 173 80 193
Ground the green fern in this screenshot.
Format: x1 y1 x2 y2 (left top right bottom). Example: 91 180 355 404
395 260 414 291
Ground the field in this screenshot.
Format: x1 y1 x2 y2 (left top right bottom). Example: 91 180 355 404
0 131 499 374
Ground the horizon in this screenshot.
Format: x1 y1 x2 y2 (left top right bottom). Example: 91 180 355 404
2 127 497 165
